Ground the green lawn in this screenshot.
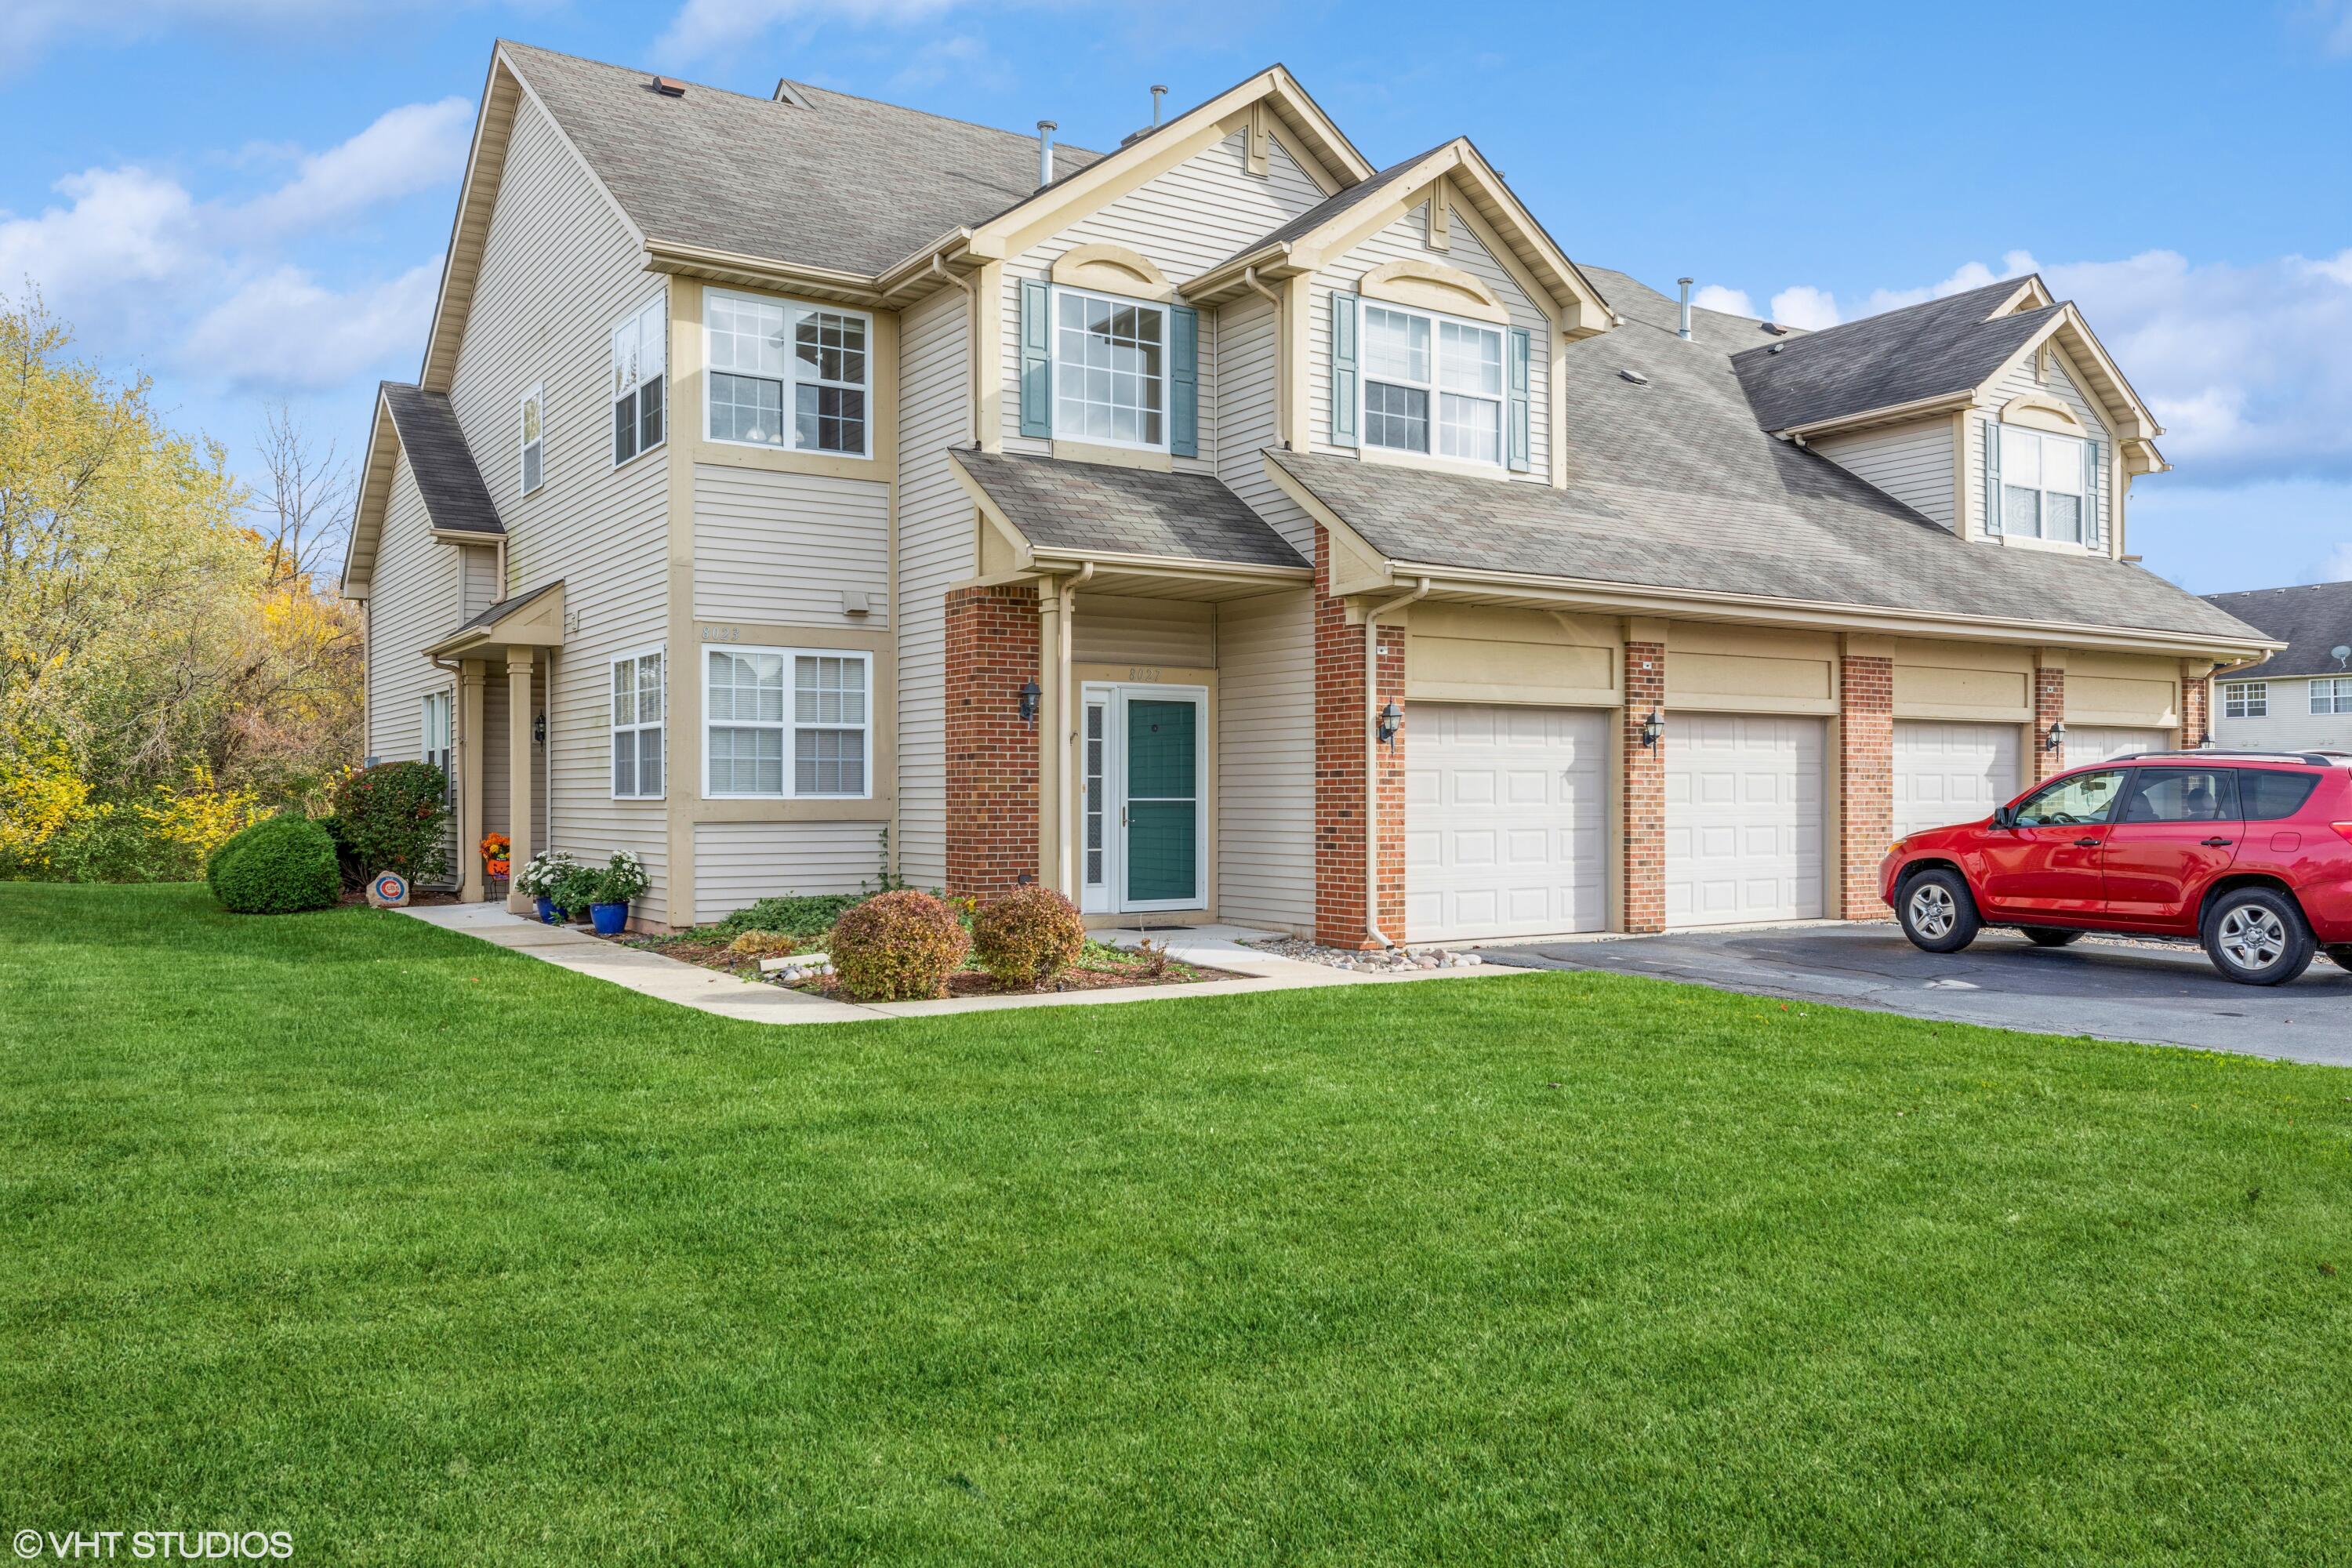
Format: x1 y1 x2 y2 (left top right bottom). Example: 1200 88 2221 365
4 884 2349 1565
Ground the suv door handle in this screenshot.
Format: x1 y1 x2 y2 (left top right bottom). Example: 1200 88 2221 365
2073 837 2101 848
2201 837 2234 847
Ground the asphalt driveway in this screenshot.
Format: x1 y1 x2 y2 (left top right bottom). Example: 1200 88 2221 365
1479 924 2352 1065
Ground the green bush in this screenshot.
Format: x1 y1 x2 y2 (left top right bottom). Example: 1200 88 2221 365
710 893 862 940
206 815 340 914
972 885 1087 991
328 762 449 884
830 891 971 1001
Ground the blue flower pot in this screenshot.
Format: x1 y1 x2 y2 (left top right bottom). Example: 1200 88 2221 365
535 895 557 925
589 901 630 936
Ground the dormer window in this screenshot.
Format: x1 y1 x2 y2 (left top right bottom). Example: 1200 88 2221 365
1361 303 1503 465
1996 424 2088 543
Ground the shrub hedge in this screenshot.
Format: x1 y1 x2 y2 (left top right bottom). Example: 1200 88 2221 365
830 891 970 1001
972 885 1087 991
329 763 450 883
206 815 341 914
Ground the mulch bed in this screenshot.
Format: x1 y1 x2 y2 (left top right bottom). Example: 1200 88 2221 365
626 935 1242 998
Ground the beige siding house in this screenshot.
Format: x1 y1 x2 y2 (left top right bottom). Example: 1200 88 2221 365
346 40 2275 942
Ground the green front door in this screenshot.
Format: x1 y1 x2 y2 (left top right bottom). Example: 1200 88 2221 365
1123 697 1198 906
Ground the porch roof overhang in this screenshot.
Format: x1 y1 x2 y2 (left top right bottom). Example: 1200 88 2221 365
423 579 567 661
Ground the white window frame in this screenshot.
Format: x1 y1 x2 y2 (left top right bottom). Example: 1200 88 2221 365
2311 677 2352 716
2223 681 2267 720
1997 423 2089 543
420 688 452 772
1358 299 1505 468
608 648 666 801
518 382 545 495
611 293 667 467
701 646 875 800
1049 285 1171 453
702 289 873 459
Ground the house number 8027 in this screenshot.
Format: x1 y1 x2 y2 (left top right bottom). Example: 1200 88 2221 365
1127 666 1160 682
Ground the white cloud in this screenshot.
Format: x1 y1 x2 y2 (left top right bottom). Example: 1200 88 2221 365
180 260 441 390
1767 285 1841 331
888 34 1007 93
238 98 472 233
1855 251 2038 317
2302 1 2352 55
1690 284 1754 318
659 0 965 57
1 1 452 72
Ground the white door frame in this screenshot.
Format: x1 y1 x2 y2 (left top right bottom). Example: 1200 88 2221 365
1079 681 1209 915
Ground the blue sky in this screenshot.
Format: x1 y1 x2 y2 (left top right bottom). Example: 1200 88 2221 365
5 0 2349 593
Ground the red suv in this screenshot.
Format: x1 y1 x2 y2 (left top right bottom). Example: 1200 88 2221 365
1880 751 2352 985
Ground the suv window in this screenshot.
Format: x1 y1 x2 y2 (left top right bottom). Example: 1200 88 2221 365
2119 767 2239 823
2014 768 2125 826
2238 768 2321 822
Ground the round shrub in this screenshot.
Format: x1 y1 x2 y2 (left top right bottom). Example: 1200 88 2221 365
830 890 971 1001
972 885 1087 991
207 814 340 914
328 761 450 883
727 929 799 960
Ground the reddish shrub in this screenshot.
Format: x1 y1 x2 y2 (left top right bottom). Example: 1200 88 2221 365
831 890 971 1001
972 885 1086 991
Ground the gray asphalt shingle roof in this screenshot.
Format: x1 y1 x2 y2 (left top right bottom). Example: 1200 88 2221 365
950 450 1308 570
1265 302 2262 645
1730 278 2055 432
381 383 502 536
1210 143 1450 270
2201 582 2352 678
448 579 560 638
502 41 1104 275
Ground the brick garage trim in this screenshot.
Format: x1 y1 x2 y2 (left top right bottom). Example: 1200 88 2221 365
945 583 1041 898
1312 529 1406 949
2033 666 2066 782
1838 653 1893 920
1621 641 1665 935
2180 671 2212 751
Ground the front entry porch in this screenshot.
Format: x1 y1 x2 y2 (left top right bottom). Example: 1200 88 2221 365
421 582 564 913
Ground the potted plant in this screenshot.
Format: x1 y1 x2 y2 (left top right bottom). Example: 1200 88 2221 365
514 848 575 924
479 832 511 897
586 851 648 936
547 862 601 926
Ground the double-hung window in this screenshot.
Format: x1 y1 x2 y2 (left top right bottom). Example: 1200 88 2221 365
1361 303 1504 464
704 290 872 456
1998 425 2088 543
421 690 452 782
1053 287 1166 449
518 383 544 495
2312 677 2352 716
611 650 664 799
2223 681 2267 719
611 295 666 464
705 648 871 798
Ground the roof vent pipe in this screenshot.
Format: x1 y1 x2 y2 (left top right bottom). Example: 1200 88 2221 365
1151 85 1167 126
1036 120 1058 187
1677 277 1694 340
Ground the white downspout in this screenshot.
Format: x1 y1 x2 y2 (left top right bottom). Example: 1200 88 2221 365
1056 561 1094 895
931 255 980 445
1243 266 1283 445
1363 576 1430 947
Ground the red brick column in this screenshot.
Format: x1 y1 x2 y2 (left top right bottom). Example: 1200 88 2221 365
1313 530 1406 948
945 583 1040 898
2032 666 2066 781
1621 640 1666 934
2180 673 2211 750
1838 653 1894 920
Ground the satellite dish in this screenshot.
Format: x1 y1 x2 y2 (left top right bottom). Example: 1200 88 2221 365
2334 644 2351 669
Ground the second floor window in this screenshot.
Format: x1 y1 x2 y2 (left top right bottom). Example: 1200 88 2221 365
1997 425 2087 543
1054 288 1165 449
518 383 544 495
2312 677 2352 716
2223 682 2267 719
1362 303 1503 465
612 295 666 464
705 291 871 456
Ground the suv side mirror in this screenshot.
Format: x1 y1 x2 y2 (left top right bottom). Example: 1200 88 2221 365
1991 805 2016 829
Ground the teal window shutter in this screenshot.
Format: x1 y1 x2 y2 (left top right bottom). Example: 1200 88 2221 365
2085 439 2102 548
1329 292 1358 448
1982 419 2002 536
1019 278 1052 439
1506 326 1532 472
1170 305 1199 458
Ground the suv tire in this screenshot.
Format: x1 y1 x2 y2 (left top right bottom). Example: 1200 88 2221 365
2201 887 2317 986
2020 926 2085 948
1898 868 1980 954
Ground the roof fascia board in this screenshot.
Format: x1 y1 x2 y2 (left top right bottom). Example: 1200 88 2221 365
970 107 1253 263
1442 140 1613 332
642 240 887 307
340 388 401 598
1985 305 2160 445
1259 452 1403 597
1993 277 2054 314
1026 546 1310 583
1775 388 1980 441
1260 64 1374 186
946 457 1040 572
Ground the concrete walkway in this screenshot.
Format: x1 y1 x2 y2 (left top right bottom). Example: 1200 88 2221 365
397 906 1515 1025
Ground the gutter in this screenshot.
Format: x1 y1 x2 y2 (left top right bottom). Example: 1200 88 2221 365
1361 576 1429 948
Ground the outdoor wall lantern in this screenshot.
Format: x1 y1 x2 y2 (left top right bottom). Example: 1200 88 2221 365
532 712 547 745
1018 680 1041 726
1377 700 1404 749
2044 719 2067 754
1639 710 1664 748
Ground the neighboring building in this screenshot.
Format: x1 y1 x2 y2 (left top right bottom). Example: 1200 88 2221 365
2202 581 2352 753
343 41 2276 943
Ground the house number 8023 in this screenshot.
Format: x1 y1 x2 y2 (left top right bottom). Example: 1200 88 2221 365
702 626 745 643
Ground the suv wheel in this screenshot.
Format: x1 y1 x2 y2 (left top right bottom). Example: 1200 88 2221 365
2201 887 2316 986
1898 869 1980 954
2019 926 2085 948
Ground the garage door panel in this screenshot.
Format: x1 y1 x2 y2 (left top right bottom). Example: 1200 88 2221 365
1406 702 1607 942
1893 720 2020 837
1665 713 1826 927
2067 725 2169 769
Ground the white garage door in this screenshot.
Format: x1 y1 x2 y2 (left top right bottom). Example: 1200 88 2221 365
2067 725 2171 768
1666 713 1825 927
1893 720 2021 835
1404 703 1606 942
